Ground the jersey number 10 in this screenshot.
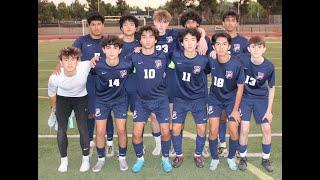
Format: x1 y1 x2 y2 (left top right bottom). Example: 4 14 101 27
144 69 156 79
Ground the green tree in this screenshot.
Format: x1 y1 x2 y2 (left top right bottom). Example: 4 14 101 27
57 2 69 20
197 0 218 24
246 1 267 18
38 0 57 23
86 0 99 13
258 0 282 15
70 0 86 20
116 0 130 15
164 0 186 25
214 0 234 22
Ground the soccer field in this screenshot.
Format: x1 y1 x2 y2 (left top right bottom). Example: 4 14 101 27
38 39 282 180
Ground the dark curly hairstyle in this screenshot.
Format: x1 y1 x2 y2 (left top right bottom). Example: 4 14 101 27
58 47 82 60
101 35 123 49
119 14 139 29
136 25 159 41
180 10 202 27
87 12 104 24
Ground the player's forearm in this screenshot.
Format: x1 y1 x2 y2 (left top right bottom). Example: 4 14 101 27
233 84 244 112
267 86 275 113
197 27 206 38
49 95 56 109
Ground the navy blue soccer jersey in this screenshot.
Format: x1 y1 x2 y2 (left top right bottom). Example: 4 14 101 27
94 56 133 102
120 39 140 58
72 34 104 61
230 34 248 56
209 56 245 103
130 50 169 101
156 28 180 54
238 54 275 99
171 51 210 100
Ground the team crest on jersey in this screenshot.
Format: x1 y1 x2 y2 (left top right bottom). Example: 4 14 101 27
172 111 177 120
155 60 162 69
119 70 127 78
193 66 201 74
163 72 166 78
133 110 137 119
208 106 213 114
233 44 241 53
256 72 264 80
166 36 173 43
225 71 233 79
95 108 101 117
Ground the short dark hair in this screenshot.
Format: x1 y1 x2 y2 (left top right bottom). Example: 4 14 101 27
211 32 232 45
180 10 202 27
87 12 104 24
101 35 123 49
248 36 265 47
178 28 201 42
222 10 239 22
119 14 139 29
136 25 159 41
58 47 82 60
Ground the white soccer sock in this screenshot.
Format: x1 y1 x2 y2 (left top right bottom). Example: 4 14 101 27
82 155 89 162
220 142 226 148
107 140 113 147
119 156 126 160
154 136 161 147
162 156 169 161
137 156 144 161
240 150 247 158
262 153 270 159
98 157 105 162
61 156 68 163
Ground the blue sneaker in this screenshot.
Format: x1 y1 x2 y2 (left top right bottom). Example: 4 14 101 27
161 158 173 173
131 159 144 173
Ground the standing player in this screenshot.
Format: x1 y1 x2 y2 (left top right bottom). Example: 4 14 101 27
237 36 275 172
48 47 92 172
169 29 210 168
207 32 245 171
72 12 115 158
215 10 249 156
130 26 172 173
90 36 132 172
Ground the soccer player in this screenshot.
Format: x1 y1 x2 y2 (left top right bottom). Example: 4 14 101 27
72 12 115 157
207 32 245 171
48 47 92 172
130 26 172 173
90 35 133 172
169 28 210 168
212 10 249 157
237 36 275 172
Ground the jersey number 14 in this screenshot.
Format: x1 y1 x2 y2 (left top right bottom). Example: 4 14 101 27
108 79 120 87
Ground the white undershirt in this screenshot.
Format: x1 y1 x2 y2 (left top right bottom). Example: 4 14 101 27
48 61 91 97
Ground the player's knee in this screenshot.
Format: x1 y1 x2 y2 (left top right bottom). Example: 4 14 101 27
117 128 126 136
172 124 182 135
229 128 238 140
209 129 218 139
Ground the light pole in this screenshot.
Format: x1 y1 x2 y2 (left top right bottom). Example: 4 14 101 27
238 0 242 24
147 0 150 17
97 0 100 13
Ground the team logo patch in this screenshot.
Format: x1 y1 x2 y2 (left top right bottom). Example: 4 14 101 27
166 36 173 43
193 66 201 74
119 70 127 78
233 44 240 53
163 72 166 78
95 108 101 117
155 60 162 69
133 110 137 119
225 71 233 79
208 106 213 114
172 111 177 120
256 72 264 80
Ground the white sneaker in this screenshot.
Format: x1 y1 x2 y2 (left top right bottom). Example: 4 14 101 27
202 146 210 158
79 156 90 172
152 145 161 156
169 147 176 158
92 159 105 172
89 141 95 157
58 157 68 172
106 145 114 157
119 157 128 171
209 159 219 171
227 158 237 170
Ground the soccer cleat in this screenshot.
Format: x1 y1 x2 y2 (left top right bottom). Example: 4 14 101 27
58 157 68 172
161 158 173 173
106 145 114 158
89 141 95 157
48 109 56 128
227 158 237 170
119 158 128 171
262 159 273 172
169 147 176 158
79 157 90 172
209 159 220 171
202 146 210 158
131 159 144 173
194 156 205 168
152 145 161 156
172 155 184 168
218 147 228 157
92 160 105 172
238 157 247 171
